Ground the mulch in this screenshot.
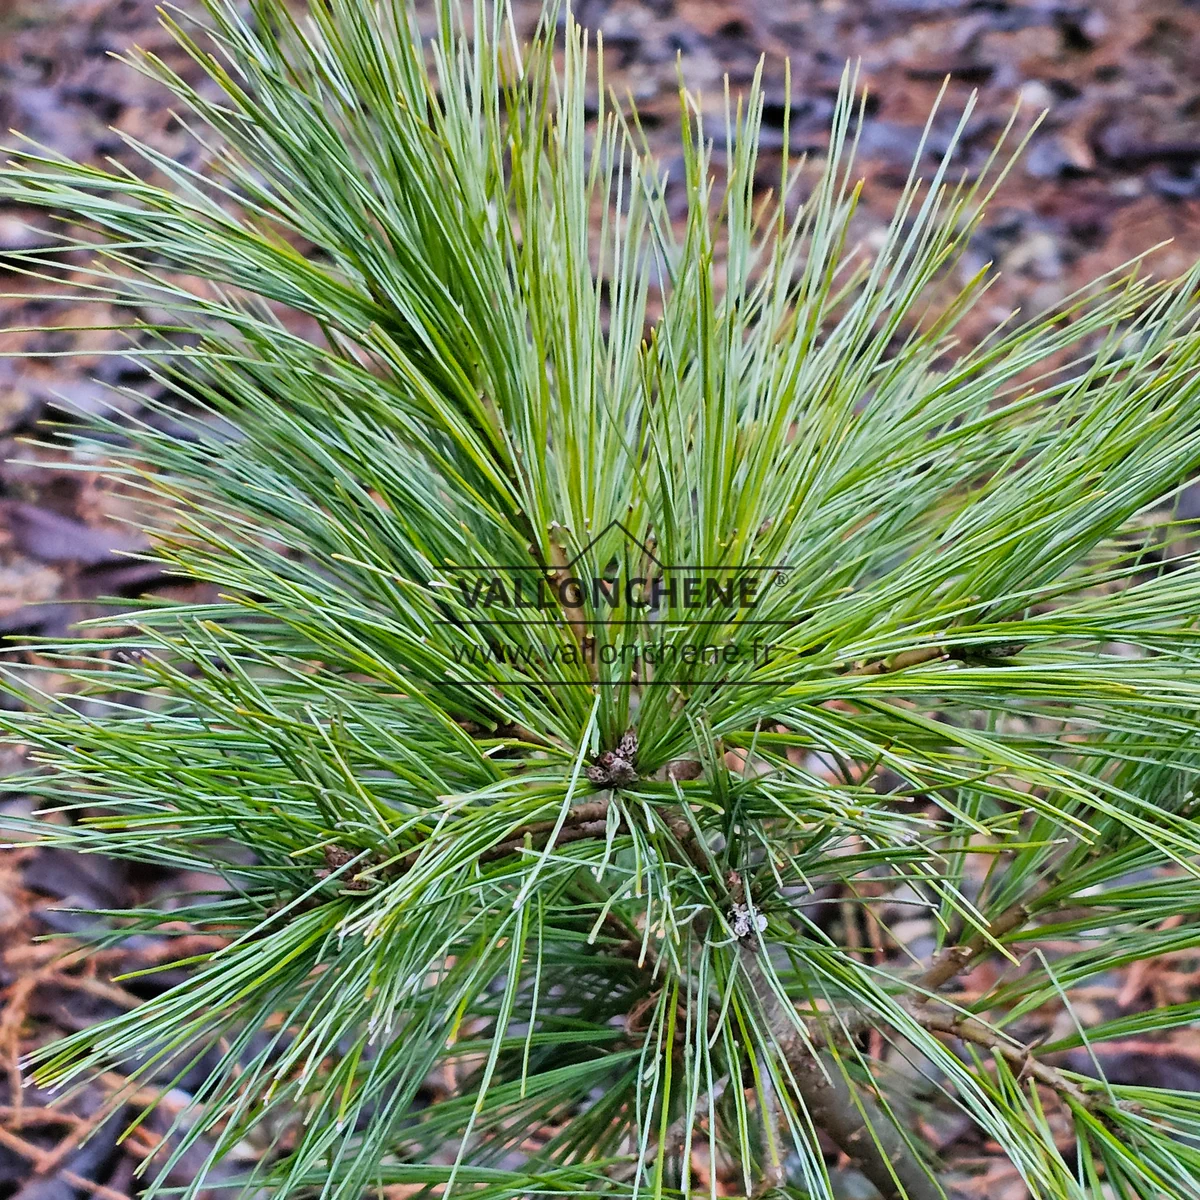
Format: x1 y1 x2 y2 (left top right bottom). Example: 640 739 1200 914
2 0 1200 1196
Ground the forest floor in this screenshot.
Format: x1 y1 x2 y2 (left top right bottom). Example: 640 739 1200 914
2 1 1200 1197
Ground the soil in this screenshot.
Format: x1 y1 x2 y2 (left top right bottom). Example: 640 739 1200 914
2 1 1200 1197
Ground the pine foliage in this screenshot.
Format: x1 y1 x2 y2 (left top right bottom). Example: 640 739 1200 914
4 2 1200 1197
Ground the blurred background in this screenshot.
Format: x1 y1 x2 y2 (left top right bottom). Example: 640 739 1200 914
1 1 1199 1197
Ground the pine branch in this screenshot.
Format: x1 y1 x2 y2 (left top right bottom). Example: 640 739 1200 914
912 899 1033 999
842 640 1027 677
842 646 950 677
738 942 941 1200
5 1 1200 1196
911 1009 1093 1110
787 1049 942 1200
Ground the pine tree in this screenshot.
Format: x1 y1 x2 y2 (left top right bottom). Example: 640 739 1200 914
4 2 1200 1197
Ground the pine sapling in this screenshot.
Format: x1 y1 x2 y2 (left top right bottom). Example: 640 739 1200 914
3 2 1200 1198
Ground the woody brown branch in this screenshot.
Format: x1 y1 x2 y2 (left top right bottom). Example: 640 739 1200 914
737 943 941 1200
842 638 1025 677
548 538 597 682
797 1002 1104 1114
483 804 710 875
481 804 613 862
288 796 709 917
913 899 1032 999
843 645 948 676
911 1009 1093 1108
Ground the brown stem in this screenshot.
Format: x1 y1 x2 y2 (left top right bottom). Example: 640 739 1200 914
738 945 940 1200
473 797 712 877
842 638 1025 677
913 900 1031 1000
912 1009 1092 1108
664 813 713 875
549 536 597 682
478 800 614 862
789 1048 941 1200
484 817 612 860
843 645 948 676
308 797 710 908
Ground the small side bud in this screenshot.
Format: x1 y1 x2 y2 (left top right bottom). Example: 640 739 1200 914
587 729 639 788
